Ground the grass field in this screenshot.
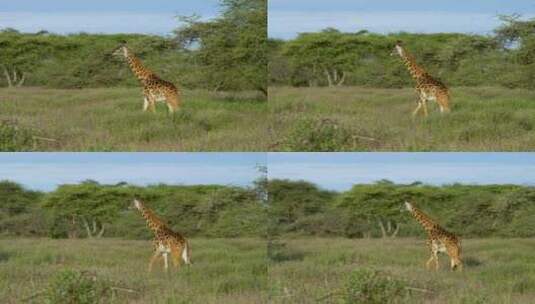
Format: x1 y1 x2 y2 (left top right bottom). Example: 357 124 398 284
0 238 267 303
269 238 535 304
269 86 535 151
0 88 267 151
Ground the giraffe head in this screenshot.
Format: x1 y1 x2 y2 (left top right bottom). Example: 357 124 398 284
132 198 144 210
404 201 414 212
112 41 129 58
391 40 404 57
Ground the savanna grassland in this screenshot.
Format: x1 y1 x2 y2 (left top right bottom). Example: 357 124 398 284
0 238 267 304
269 238 535 304
0 88 267 151
269 86 535 151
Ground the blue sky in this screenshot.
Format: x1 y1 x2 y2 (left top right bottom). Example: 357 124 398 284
0 153 265 191
269 0 535 39
268 153 535 191
0 0 220 35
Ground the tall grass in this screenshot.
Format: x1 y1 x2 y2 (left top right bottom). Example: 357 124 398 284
0 238 267 304
0 88 268 151
269 86 535 151
269 238 535 304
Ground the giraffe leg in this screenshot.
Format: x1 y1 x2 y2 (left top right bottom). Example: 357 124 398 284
438 94 451 114
165 92 180 114
183 242 192 265
162 252 169 271
143 97 150 111
170 244 182 269
412 102 422 117
447 245 463 271
148 251 161 272
433 252 439 271
426 241 439 271
149 99 156 113
425 255 435 270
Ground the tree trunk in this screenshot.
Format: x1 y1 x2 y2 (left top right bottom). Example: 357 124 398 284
258 86 267 97
378 220 387 238
68 215 78 239
82 217 93 238
3 67 12 87
16 73 25 87
97 224 105 238
324 69 333 87
378 219 400 238
336 71 346 86
2 67 25 87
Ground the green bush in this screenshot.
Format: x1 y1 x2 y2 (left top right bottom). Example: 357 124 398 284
282 118 353 151
0 120 35 151
44 270 113 304
344 269 407 304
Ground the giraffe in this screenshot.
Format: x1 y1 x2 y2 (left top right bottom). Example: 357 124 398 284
112 43 181 113
391 41 450 117
404 201 462 271
132 199 191 271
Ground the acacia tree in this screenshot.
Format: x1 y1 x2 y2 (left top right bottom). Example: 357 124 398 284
0 181 44 235
42 181 128 238
174 0 267 96
282 29 376 87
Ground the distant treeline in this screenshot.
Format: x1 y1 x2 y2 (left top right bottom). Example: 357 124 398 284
269 16 535 89
0 180 266 239
0 0 266 94
268 179 535 238
3 178 535 239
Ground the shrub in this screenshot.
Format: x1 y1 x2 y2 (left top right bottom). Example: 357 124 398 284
0 120 34 151
267 240 304 263
283 118 353 151
44 270 113 304
343 268 407 304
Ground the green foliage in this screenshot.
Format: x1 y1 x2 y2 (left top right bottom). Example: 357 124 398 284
0 181 45 236
1 238 267 303
1 181 264 239
175 0 267 95
0 88 268 152
0 120 35 151
44 270 114 304
270 86 535 151
0 0 267 93
267 240 304 263
268 179 535 238
268 179 336 236
344 269 407 304
281 118 354 152
271 17 535 89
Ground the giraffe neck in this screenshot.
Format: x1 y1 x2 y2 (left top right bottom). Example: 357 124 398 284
397 46 428 82
137 204 167 235
409 207 439 233
124 49 154 81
